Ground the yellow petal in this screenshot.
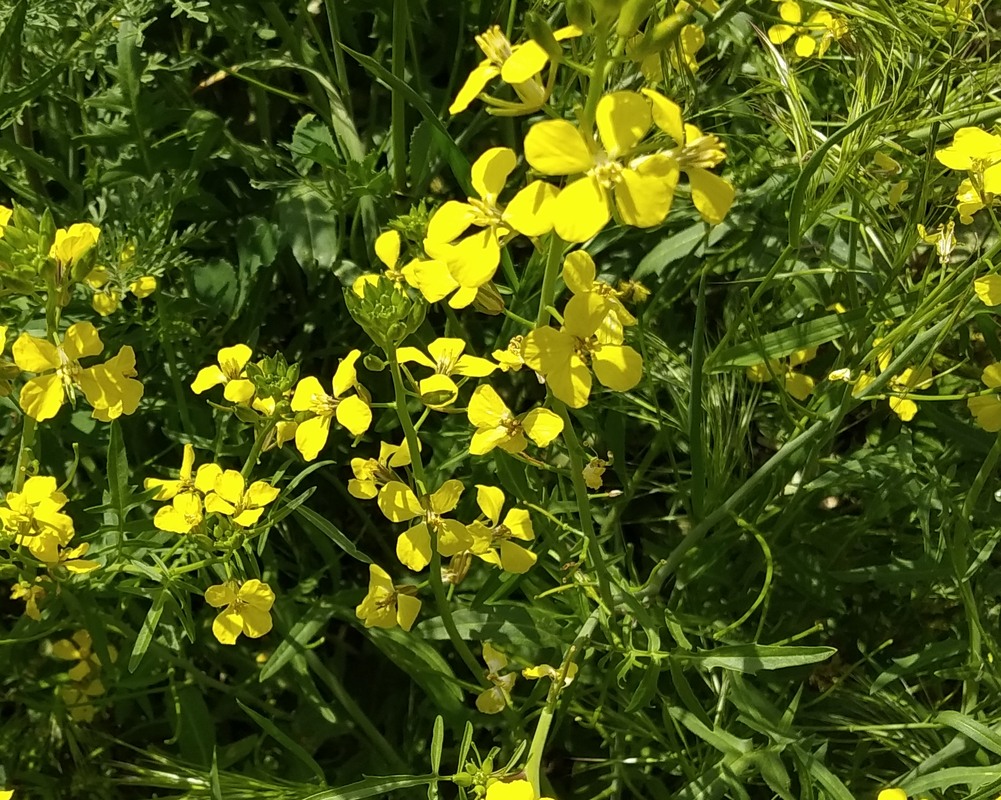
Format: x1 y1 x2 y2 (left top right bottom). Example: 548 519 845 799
888 396 918 422
794 35 817 58
935 127 1001 171
524 120 594 176
294 414 331 461
547 355 592 408
563 250 596 295
379 481 423 523
468 383 508 428
968 396 1001 432
13 334 60 373
503 508 534 540
783 372 814 401
333 349 362 398
498 540 537 573
129 275 157 298
419 373 460 409
615 164 674 228
191 364 227 394
768 23 796 44
212 606 244 645
402 258 458 303
336 394 372 436
975 276 1001 306
218 343 252 375
470 426 511 455
596 91 651 157
397 522 433 571
554 176 611 242
564 292 611 339
431 479 464 514
982 364 1001 389
779 1 802 23
239 604 273 638
436 518 472 556
475 484 505 525
238 579 276 610
641 88 685 144
471 147 517 201
688 167 735 225
195 463 222 494
876 790 908 800
222 378 255 403
501 40 549 83
521 408 563 446
476 686 508 714
245 481 280 508
592 343 643 393
455 354 497 378
19 374 64 422
375 230 400 269
426 201 478 245
503 180 560 238
396 593 422 631
449 61 500 114
446 229 501 288
205 582 237 608
521 326 575 373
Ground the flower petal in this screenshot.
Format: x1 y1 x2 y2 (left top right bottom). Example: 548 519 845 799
335 394 372 436
431 479 464 514
375 230 400 269
396 593 422 631
13 334 60 373
688 167 735 225
524 120 594 176
592 343 643 393
767 24 796 45
19 373 64 421
563 250 596 295
475 484 505 525
332 349 362 398
436 518 472 556
379 481 423 523
63 322 104 361
596 91 651 157
419 373 460 409
449 61 500 115
498 540 537 573
205 582 237 608
222 378 255 403
191 365 227 394
426 201 478 245
239 579 276 610
471 147 517 201
615 163 675 228
217 344 252 375
397 522 433 571
969 396 1001 432
641 88 685 144
554 176 611 242
295 414 332 461
212 606 244 645
500 40 549 84
521 408 564 446
503 180 560 238
467 383 508 428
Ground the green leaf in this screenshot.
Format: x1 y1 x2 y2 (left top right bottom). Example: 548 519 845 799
302 774 437 800
277 185 341 275
106 420 132 534
290 113 341 168
238 700 326 784
129 588 168 673
0 1 28 94
259 602 335 683
293 505 372 563
937 711 1001 758
678 645 836 674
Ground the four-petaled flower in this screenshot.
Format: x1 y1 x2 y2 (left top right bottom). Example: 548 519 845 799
191 344 256 403
355 564 422 631
476 642 516 714
205 579 275 645
563 250 638 334
49 223 100 270
378 479 472 571
449 25 581 115
468 485 537 574
11 580 46 620
420 148 559 299
522 294 643 408
935 127 1001 223
968 364 1001 432
398 338 496 409
291 349 372 460
768 1 847 58
348 440 416 500
467 384 563 455
0 476 75 563
202 467 280 528
746 348 817 401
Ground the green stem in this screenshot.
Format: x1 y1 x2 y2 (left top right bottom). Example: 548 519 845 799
391 0 409 194
554 402 613 610
241 415 278 479
536 233 565 326
13 415 36 492
386 347 484 685
524 608 601 795
581 27 609 137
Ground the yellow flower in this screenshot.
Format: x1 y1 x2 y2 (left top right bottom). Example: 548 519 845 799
476 642 516 714
669 2 720 73
423 148 559 289
0 204 12 236
11 580 46 620
768 1 846 58
145 444 198 500
85 267 122 316
13 322 103 421
76 345 144 421
968 364 1001 432
397 338 496 409
353 230 432 298
877 790 908 800
378 479 472 571
746 348 817 401
449 25 581 115
145 446 220 534
205 579 275 645
522 293 644 408
0 476 75 563
154 492 204 534
563 250 637 331
582 455 609 490
49 223 100 268
355 564 422 631
203 469 280 527
522 661 579 685
52 629 115 683
54 542 100 574
485 779 555 800
854 357 933 422
935 127 1001 175
348 440 416 500
956 178 997 222
917 221 956 263
128 275 156 298
291 349 372 460
191 344 256 403
493 335 526 372
59 678 105 722
468 485 536 573
467 384 563 455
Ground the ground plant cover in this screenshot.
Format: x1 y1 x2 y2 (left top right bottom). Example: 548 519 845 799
0 0 1000 798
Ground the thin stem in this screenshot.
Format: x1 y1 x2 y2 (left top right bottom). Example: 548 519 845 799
386 347 484 685
241 415 278 480
391 0 409 194
536 233 565 326
13 415 36 493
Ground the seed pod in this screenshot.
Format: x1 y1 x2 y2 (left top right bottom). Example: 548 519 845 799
616 0 655 38
630 11 689 60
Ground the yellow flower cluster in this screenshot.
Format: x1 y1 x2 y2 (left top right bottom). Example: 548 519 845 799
204 579 275 645
51 629 116 722
767 1 847 58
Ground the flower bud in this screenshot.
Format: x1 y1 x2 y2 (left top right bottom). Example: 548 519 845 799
565 0 592 30
630 11 689 59
344 275 426 352
524 12 562 61
616 0 655 38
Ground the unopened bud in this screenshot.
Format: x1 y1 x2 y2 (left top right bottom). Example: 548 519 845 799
566 0 592 30
631 12 689 59
616 0 655 38
525 12 562 62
